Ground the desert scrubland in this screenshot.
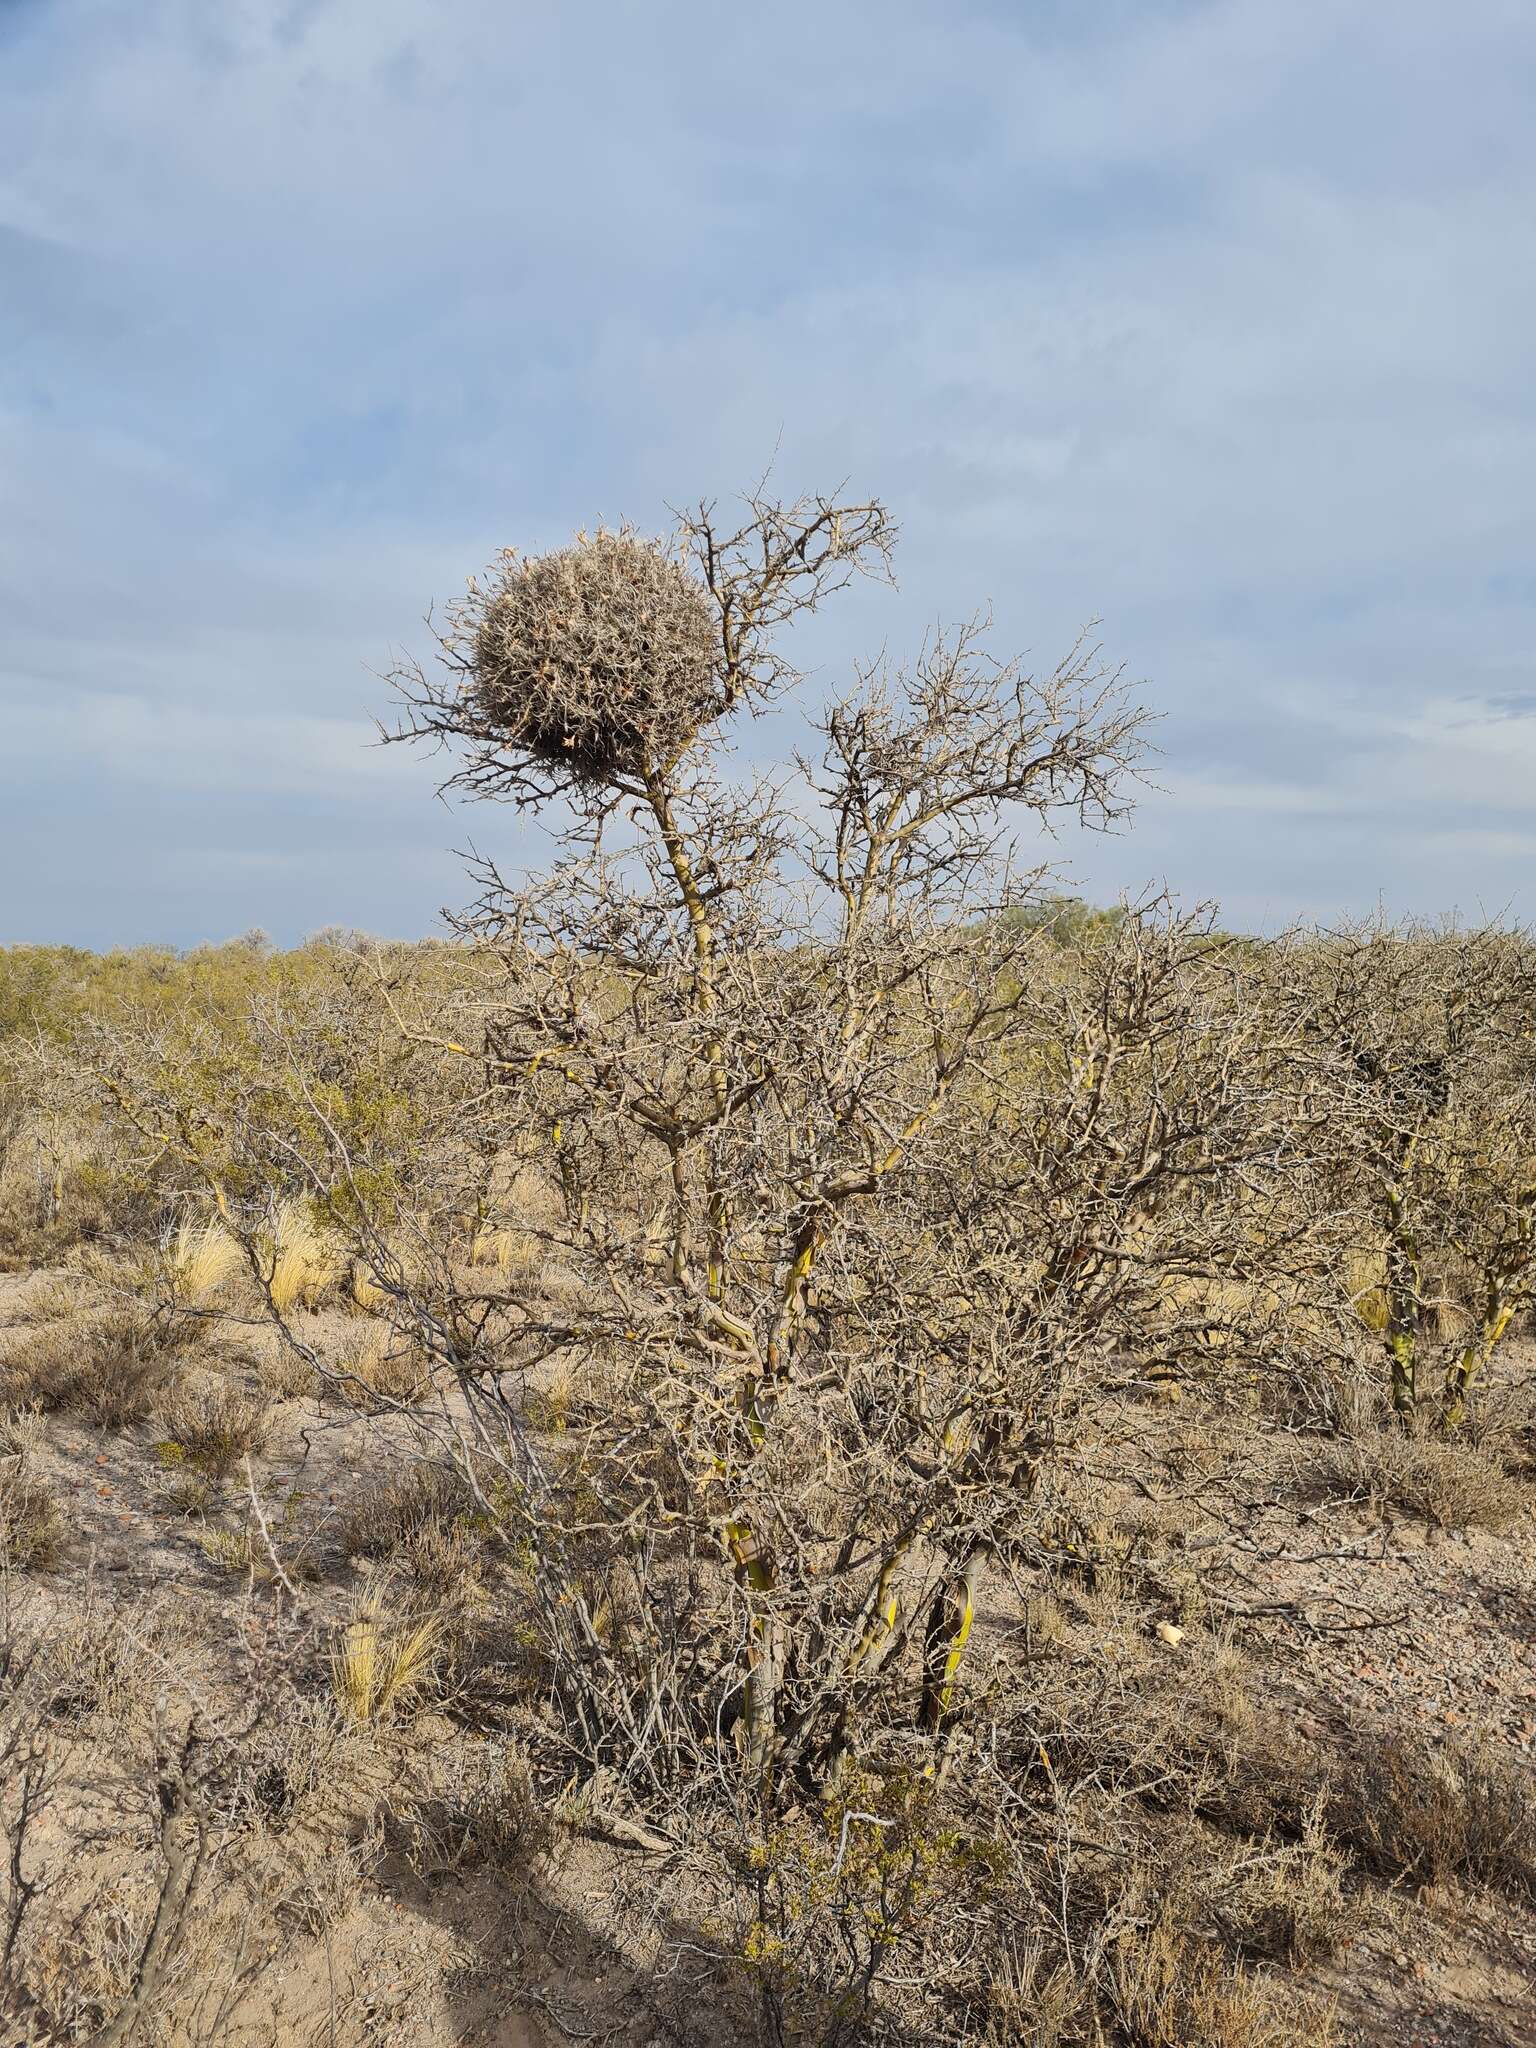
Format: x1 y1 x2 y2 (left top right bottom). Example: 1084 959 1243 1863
2 491 1534 2047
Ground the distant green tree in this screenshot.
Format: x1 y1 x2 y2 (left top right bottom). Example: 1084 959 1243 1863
995 892 1128 944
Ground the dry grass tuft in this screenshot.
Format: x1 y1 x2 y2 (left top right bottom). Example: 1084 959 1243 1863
1021 1591 1070 1655
521 1352 576 1432
265 1197 341 1312
331 1587 443 1723
196 1518 261 1575
160 1470 215 1517
469 1222 543 1277
167 1214 243 1304
346 1259 389 1313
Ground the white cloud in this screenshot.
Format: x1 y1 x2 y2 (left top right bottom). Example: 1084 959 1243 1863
4 682 400 795
1 0 1533 940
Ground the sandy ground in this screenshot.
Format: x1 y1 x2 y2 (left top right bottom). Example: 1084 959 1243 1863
3 1265 1535 2046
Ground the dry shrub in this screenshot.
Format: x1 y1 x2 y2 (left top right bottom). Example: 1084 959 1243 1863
0 1457 63 1569
466 529 722 781
0 1128 116 1269
0 1403 44 1459
41 1602 162 1742
390 1515 489 1610
1323 1428 1529 1529
985 1663 1353 2041
160 1470 215 1518
265 1832 370 1937
155 1377 271 1478
457 1742 547 1863
188 1487 310 1581
709 1756 1347 2048
1 1274 84 1325
1257 1336 1380 1437
334 1318 432 1407
1018 1611 1256 1803
1202 1810 1354 1965
11 1682 381 2038
211 1692 381 1933
0 1406 62 1567
979 1639 1364 2042
1107 1906 1339 2048
1460 1370 1536 1471
341 1460 479 1562
257 1342 319 1400
1332 1731 1536 1896
1 1304 192 1425
389 1739 550 1879
1153 1681 1536 1904
980 1948 1088 2048
340 1468 499 1699
218 1694 369 1834
18 1875 153 2042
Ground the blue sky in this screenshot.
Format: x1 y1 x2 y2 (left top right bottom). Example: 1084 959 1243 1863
2 0 1534 945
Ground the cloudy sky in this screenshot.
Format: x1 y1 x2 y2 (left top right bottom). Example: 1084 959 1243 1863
3 0 1533 946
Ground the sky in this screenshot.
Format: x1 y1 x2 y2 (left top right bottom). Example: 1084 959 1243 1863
2 0 1534 947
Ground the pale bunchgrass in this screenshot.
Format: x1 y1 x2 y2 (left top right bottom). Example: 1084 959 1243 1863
331 1587 443 1724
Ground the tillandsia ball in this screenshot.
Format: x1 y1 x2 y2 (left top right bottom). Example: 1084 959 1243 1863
466 528 722 782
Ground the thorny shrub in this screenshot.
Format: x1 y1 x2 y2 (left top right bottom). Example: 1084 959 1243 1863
9 485 1536 2044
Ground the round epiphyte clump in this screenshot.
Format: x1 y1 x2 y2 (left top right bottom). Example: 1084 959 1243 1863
465 528 721 782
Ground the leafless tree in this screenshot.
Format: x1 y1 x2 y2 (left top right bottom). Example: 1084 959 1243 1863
71 487 1331 2037
1271 918 1536 1426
